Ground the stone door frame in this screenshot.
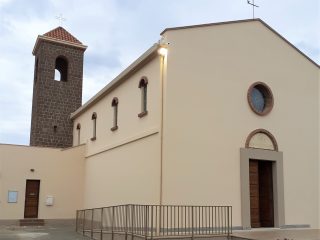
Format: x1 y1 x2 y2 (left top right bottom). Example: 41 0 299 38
240 148 285 229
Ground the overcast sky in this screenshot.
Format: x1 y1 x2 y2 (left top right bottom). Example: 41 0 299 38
0 0 319 145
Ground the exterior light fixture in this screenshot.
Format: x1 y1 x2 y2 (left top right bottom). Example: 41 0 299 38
158 47 168 57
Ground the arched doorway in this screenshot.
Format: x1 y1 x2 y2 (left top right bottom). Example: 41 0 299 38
240 129 285 229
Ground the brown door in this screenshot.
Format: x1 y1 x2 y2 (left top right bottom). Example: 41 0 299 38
259 161 274 227
24 180 40 218
249 160 274 228
249 160 260 228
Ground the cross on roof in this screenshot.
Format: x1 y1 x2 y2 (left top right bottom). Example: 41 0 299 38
247 0 259 19
55 14 66 26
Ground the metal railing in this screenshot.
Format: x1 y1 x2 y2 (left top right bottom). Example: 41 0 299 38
76 204 232 240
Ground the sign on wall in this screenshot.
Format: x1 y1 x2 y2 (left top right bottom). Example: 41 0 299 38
8 191 18 203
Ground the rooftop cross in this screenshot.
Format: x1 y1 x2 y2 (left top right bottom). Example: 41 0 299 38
55 14 66 26
247 0 259 19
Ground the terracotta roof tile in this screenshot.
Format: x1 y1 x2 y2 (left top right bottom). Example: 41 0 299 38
43 26 82 44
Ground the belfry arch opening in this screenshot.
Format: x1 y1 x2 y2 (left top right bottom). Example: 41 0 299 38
54 56 68 82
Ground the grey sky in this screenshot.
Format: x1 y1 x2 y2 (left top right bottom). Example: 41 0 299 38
0 0 319 145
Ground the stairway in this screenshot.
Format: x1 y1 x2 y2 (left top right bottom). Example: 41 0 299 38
19 219 45 226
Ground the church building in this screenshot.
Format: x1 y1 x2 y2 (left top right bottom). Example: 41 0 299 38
0 19 319 231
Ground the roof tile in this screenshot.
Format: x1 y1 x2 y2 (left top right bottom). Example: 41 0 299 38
43 27 82 44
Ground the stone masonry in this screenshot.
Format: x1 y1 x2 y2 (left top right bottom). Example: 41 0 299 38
30 37 86 148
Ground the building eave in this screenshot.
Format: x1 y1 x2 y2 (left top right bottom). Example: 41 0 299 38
70 43 160 120
32 35 87 55
160 18 319 69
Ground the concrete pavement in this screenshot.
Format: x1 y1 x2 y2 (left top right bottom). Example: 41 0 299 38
0 225 90 240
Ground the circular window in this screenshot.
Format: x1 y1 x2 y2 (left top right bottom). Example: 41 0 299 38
247 82 273 115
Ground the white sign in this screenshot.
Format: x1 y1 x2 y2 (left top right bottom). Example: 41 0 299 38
8 191 18 203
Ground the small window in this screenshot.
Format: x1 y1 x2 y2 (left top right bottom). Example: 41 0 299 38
76 123 81 145
111 98 118 131
138 77 148 118
54 56 68 82
91 113 97 141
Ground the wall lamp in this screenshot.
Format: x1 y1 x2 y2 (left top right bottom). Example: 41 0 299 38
158 47 168 57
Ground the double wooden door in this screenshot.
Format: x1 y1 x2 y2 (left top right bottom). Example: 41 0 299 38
24 180 40 218
249 160 274 228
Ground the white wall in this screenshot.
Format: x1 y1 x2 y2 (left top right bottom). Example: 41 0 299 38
72 56 161 156
83 133 161 208
161 20 319 228
72 53 163 208
0 144 85 219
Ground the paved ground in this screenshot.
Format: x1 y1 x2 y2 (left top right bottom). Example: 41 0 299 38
0 225 90 240
232 228 320 240
1 226 319 240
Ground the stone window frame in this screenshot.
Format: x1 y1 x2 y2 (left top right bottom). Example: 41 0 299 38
111 97 119 131
245 128 278 151
138 77 148 118
91 113 97 141
76 123 81 145
247 82 274 116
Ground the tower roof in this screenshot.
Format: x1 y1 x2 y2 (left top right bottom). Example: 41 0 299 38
33 26 87 55
43 26 82 44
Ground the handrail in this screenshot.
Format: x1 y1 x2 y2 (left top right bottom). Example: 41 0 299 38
76 204 232 240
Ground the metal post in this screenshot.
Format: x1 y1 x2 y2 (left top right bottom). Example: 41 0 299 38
76 210 78 232
191 206 194 240
91 209 94 239
83 210 86 236
101 208 104 240
151 206 153 240
145 206 148 240
112 206 115 240
125 205 128 240
227 207 230 236
131 205 134 240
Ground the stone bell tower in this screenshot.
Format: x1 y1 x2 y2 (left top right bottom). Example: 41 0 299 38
30 27 87 148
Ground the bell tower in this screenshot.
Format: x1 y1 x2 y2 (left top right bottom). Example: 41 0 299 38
30 27 87 148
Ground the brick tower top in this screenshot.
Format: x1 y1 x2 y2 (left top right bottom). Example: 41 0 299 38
30 27 87 148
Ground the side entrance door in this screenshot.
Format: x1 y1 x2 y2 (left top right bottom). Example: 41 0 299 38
24 180 40 218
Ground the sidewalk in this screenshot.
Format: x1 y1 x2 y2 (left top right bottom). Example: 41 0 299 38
232 228 320 240
0 225 89 240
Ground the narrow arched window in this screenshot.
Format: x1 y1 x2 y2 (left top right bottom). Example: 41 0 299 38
138 77 148 117
54 56 68 82
111 98 118 131
76 123 81 145
34 58 39 84
91 113 97 140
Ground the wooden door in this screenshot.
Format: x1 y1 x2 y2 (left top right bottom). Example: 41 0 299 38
24 180 40 218
249 160 274 228
259 161 274 227
249 160 260 228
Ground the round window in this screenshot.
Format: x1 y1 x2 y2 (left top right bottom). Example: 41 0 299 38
247 82 273 115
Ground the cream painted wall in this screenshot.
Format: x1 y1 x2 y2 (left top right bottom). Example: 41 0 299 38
0 144 85 219
161 21 319 228
83 133 161 208
72 56 161 157
72 54 162 208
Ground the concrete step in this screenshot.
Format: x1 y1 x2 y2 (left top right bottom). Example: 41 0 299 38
19 218 45 226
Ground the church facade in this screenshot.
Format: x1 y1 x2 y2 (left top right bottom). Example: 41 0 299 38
0 19 319 230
